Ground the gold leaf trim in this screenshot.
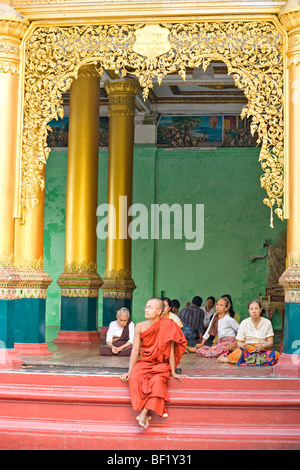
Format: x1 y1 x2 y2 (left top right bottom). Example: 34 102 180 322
21 20 284 223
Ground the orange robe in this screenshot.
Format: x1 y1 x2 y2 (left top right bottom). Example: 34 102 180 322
128 318 187 417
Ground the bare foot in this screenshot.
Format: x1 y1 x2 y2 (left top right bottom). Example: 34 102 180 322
143 414 152 429
186 347 196 353
216 355 229 363
136 409 152 429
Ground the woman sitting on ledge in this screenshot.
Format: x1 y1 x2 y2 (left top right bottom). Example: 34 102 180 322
217 299 280 366
187 297 239 357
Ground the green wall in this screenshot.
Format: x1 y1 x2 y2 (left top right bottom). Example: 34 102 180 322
44 146 286 327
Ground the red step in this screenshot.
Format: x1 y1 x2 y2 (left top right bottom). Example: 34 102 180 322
0 372 299 450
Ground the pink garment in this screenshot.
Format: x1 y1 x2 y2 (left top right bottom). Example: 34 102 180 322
196 336 236 358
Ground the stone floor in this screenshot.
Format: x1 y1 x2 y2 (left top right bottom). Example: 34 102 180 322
19 326 283 378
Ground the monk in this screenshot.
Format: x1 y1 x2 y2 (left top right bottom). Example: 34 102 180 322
120 297 187 429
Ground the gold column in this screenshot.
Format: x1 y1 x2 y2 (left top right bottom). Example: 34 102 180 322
0 6 28 366
0 9 28 265
14 168 46 267
14 165 52 356
101 80 139 321
56 65 102 341
279 3 300 274
64 65 100 269
274 3 300 374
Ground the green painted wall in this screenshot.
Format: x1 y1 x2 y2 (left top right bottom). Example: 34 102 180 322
44 146 286 328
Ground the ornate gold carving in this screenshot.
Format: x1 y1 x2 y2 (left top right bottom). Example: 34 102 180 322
104 80 140 117
279 7 300 32
60 287 100 298
57 269 103 297
21 20 284 223
104 268 133 279
14 268 52 298
0 251 14 268
284 289 300 303
58 260 103 296
77 64 100 79
279 8 300 66
14 255 44 270
64 260 98 273
0 266 20 300
279 252 300 302
102 268 136 299
0 17 29 74
287 252 300 268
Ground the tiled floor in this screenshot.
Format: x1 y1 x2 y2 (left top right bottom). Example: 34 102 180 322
19 326 282 378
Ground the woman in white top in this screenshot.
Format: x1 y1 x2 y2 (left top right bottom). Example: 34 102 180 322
187 297 239 357
218 299 280 365
99 307 135 356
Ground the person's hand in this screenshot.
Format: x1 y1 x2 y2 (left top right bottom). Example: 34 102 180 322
227 341 237 352
112 346 119 354
120 372 130 382
171 372 188 381
255 343 265 351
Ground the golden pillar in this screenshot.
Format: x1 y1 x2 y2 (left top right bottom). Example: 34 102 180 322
274 2 300 375
101 80 139 326
0 5 28 367
56 64 103 343
0 8 27 263
14 165 53 356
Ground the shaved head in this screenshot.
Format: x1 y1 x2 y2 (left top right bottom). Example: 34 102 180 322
148 297 164 310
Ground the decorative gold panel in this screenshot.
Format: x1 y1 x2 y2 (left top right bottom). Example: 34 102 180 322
21 20 284 224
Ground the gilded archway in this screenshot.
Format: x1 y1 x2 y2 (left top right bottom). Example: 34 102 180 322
19 19 285 225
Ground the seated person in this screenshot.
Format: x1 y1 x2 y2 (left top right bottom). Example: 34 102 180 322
170 299 180 315
221 293 241 323
161 297 183 328
217 299 280 366
120 297 187 429
99 307 134 356
178 296 204 341
188 297 239 357
203 296 216 329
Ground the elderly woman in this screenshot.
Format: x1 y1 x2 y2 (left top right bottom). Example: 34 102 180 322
217 299 280 366
99 307 134 356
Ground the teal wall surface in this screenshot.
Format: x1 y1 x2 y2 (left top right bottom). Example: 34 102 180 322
44 146 286 328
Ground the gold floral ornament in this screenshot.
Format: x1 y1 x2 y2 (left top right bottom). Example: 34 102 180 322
21 21 284 225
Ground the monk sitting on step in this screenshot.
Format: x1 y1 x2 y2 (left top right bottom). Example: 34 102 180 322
120 297 187 429
99 307 134 356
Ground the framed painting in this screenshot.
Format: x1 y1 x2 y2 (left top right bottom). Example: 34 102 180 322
47 116 109 147
223 115 258 147
157 115 223 147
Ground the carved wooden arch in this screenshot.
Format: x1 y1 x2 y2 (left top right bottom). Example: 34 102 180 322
20 19 285 225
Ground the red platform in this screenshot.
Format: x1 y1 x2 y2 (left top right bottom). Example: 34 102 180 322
0 371 299 450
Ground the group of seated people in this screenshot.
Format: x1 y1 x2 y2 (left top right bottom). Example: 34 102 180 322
99 294 280 367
